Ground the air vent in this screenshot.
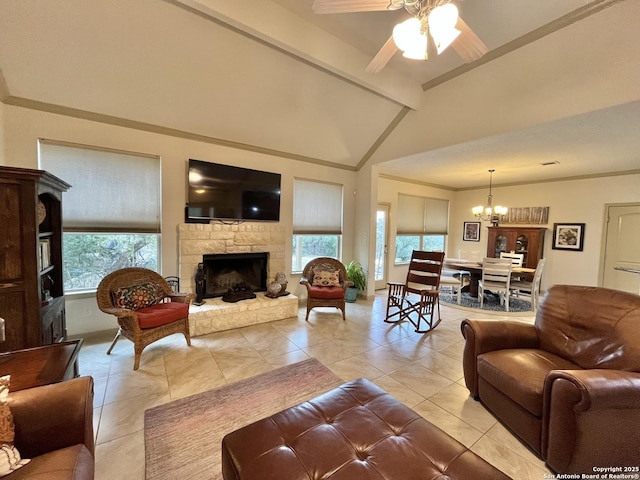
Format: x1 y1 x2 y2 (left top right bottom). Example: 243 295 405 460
540 161 560 166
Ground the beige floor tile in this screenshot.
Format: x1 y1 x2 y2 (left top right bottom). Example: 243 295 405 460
386 335 436 361
327 355 385 382
412 400 484 448
302 340 354 365
389 362 452 398
471 435 551 480
372 375 426 408
429 383 498 433
103 369 170 405
414 351 465 382
95 430 145 480
97 391 170 444
358 345 413 373
485 421 543 466
263 349 311 368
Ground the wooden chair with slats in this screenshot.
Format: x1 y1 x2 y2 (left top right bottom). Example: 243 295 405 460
385 250 445 333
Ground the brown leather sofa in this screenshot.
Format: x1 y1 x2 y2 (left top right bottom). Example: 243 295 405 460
7 376 94 479
461 285 640 475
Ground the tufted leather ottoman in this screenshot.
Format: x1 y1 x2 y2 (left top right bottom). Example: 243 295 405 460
221 378 510 480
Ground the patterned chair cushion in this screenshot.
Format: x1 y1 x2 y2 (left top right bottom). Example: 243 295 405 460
111 282 164 311
311 269 341 287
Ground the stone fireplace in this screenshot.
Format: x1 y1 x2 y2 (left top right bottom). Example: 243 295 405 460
202 252 268 298
178 223 298 335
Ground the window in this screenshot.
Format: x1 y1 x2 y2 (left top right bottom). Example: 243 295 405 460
395 194 448 263
292 179 343 272
39 141 161 291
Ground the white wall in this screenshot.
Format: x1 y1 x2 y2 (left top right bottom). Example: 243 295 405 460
449 174 640 291
2 104 358 335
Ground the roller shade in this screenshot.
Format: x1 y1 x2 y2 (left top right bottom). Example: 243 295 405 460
293 179 343 234
39 141 161 233
397 194 449 235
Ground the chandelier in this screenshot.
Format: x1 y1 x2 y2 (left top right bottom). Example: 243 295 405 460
391 1 461 60
472 169 508 226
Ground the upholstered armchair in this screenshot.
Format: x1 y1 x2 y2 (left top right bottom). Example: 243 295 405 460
461 285 640 474
8 376 94 479
96 267 193 370
299 258 352 321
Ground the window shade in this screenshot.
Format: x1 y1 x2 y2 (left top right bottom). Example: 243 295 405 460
397 194 449 235
293 179 343 234
39 142 161 233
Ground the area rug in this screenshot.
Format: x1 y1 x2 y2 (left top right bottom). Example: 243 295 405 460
144 358 343 480
440 291 533 313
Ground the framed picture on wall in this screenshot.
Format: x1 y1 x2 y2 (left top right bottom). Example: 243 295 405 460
463 222 481 242
552 223 585 251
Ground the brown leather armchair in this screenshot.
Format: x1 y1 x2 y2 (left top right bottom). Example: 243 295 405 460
461 285 640 474
8 376 94 479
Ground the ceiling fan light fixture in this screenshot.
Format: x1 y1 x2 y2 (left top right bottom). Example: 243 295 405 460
401 34 428 59
392 17 423 52
428 3 461 54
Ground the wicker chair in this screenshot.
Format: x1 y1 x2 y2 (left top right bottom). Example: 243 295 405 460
299 257 352 321
96 267 193 370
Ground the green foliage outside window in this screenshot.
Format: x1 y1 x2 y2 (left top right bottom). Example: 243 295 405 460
63 233 159 291
292 234 340 272
395 235 446 263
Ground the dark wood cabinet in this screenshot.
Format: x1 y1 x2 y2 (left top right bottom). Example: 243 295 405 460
0 166 70 352
486 227 546 269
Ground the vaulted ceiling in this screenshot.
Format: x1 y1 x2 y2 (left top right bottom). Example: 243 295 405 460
1 0 638 189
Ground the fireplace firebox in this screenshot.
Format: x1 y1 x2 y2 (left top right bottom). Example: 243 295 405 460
201 252 268 298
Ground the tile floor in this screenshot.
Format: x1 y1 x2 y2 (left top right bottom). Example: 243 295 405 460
77 292 552 480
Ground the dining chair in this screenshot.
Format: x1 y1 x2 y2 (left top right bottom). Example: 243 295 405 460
479 257 512 311
439 268 465 304
499 252 524 267
510 258 546 310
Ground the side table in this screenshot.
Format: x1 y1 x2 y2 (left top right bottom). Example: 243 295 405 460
0 339 83 391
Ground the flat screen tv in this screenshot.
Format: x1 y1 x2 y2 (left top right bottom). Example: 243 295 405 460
187 159 281 222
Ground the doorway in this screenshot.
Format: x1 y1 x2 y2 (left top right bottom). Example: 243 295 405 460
601 203 640 294
375 204 390 290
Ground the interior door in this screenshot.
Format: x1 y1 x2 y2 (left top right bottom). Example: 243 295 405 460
375 204 390 290
602 204 640 294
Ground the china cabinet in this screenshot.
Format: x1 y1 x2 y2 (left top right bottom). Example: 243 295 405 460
486 226 546 269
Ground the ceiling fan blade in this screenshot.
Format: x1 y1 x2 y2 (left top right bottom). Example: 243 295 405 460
365 36 398 74
312 0 397 14
452 18 489 62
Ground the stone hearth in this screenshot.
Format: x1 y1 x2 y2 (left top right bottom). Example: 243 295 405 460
178 223 297 335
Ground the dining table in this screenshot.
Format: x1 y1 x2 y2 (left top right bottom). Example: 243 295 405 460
443 258 535 298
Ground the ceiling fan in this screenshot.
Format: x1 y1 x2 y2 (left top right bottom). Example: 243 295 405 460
311 0 488 73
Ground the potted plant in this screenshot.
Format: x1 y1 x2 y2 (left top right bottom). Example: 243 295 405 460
345 261 367 303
